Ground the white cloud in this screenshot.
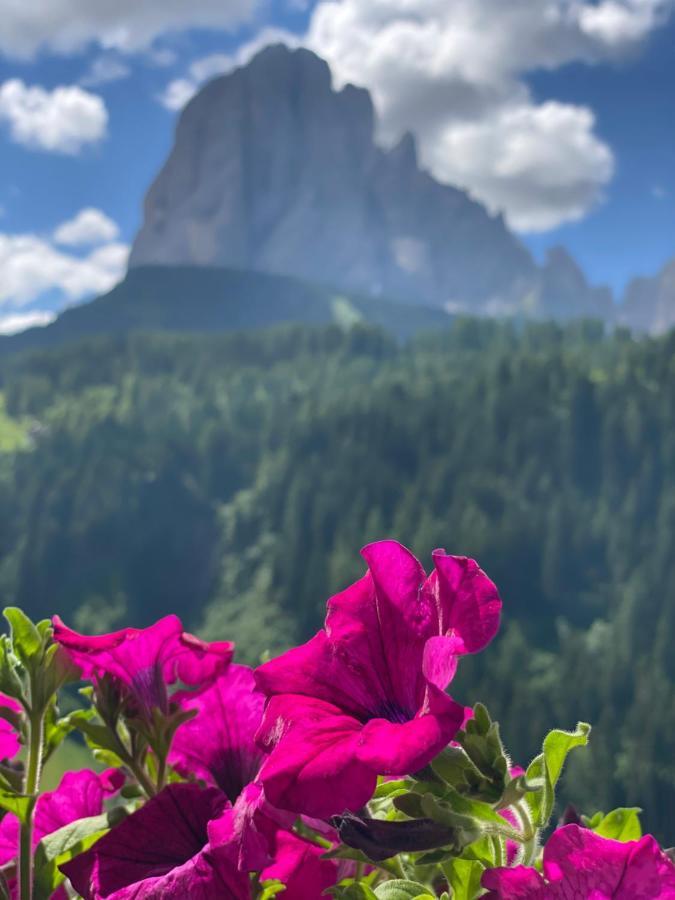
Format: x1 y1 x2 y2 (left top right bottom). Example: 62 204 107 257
0 0 259 58
428 102 615 231
304 0 673 231
159 78 201 112
0 232 128 308
54 208 120 246
80 55 132 87
579 0 671 44
0 80 107 154
0 311 56 335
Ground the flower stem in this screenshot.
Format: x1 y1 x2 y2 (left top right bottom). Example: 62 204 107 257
491 834 505 868
19 710 44 900
513 800 538 866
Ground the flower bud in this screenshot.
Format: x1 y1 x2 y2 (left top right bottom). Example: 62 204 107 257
330 812 460 861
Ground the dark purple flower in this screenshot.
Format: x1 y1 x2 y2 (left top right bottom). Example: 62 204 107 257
256 541 501 818
61 783 250 900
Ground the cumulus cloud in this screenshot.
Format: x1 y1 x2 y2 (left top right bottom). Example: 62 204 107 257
305 0 672 231
427 102 615 231
0 80 107 154
54 208 120 246
0 311 56 335
0 232 128 308
0 0 259 58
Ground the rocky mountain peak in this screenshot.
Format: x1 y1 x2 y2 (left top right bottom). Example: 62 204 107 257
130 43 621 321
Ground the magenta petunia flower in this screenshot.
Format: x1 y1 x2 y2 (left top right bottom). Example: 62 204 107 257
61 783 250 900
0 693 21 762
171 664 293 872
0 769 121 899
260 829 344 900
52 615 233 719
170 664 266 804
255 541 501 818
482 824 675 898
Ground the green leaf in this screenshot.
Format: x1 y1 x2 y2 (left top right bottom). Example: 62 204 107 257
526 722 590 827
373 779 409 799
0 791 31 823
331 883 378 900
33 809 126 900
4 607 42 667
374 881 434 899
421 788 518 840
592 808 642 842
442 858 485 900
0 638 24 703
543 722 591 787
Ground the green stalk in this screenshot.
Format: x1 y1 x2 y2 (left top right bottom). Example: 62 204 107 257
491 834 505 868
513 800 538 867
19 711 44 900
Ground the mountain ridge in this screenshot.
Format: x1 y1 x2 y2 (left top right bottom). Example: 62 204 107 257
0 265 453 354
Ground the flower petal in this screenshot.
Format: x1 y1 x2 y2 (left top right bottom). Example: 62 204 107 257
0 693 21 762
172 664 265 804
257 695 376 818
356 686 465 774
429 551 502 654
61 784 229 899
261 830 339 900
481 865 547 898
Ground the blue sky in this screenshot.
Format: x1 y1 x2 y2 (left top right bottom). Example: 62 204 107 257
0 0 672 331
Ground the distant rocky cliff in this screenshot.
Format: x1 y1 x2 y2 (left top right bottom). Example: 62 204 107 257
621 259 675 334
131 44 616 320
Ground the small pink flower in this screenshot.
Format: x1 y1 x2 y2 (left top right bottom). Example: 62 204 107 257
256 541 501 818
0 770 121 899
482 824 675 898
52 615 233 719
0 693 21 762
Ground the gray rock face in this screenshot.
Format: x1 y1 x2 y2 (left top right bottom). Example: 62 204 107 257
131 45 539 309
620 259 675 333
535 247 614 322
130 44 615 319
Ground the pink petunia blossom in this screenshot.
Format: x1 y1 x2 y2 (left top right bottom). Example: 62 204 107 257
52 615 233 719
171 664 293 872
0 693 21 762
255 541 501 818
482 824 675 898
0 769 121 899
61 783 250 900
170 664 266 804
260 829 344 900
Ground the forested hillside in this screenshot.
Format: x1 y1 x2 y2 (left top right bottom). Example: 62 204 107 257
0 319 673 839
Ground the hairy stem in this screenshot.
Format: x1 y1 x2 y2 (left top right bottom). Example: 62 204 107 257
19 711 44 900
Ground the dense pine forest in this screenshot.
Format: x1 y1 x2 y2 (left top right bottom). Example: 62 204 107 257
0 318 673 840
